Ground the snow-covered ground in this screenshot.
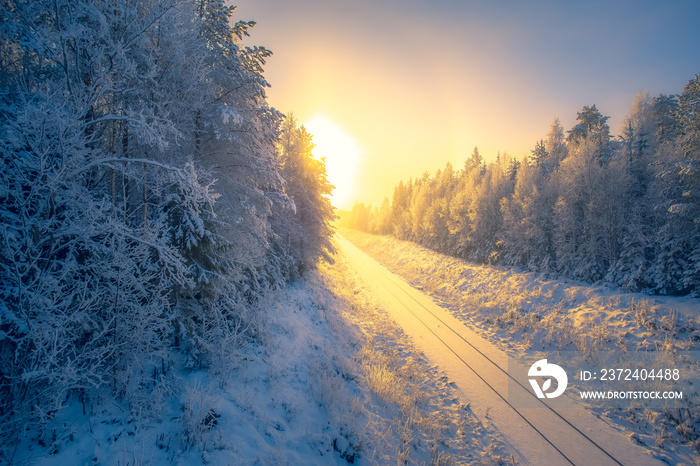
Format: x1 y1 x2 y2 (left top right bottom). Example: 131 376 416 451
326 245 514 464
8 228 697 464
5 241 513 465
340 228 700 465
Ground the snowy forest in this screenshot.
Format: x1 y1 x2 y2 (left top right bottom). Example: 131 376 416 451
341 82 700 296
0 0 334 454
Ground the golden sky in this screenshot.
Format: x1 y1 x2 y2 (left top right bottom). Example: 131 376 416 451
236 0 700 209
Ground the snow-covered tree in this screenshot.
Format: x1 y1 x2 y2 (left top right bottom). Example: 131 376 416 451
369 197 394 235
277 115 336 275
651 139 689 294
567 105 613 163
391 180 414 240
501 157 556 271
651 94 681 144
651 75 700 294
468 154 512 263
553 131 629 281
366 77 699 296
0 0 310 449
530 139 549 171
445 148 483 257
545 118 568 170
606 93 658 290
0 0 218 439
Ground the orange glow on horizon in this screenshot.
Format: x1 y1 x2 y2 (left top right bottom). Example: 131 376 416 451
234 0 700 208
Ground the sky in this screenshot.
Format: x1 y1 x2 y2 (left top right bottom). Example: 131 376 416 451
235 0 700 209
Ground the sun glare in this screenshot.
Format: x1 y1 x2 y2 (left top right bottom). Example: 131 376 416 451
305 115 361 209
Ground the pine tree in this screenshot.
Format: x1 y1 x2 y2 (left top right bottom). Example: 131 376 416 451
651 94 681 143
545 118 568 169
607 93 657 290
530 140 550 174
567 105 613 163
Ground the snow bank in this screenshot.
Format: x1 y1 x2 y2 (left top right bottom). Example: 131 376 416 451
8 274 362 465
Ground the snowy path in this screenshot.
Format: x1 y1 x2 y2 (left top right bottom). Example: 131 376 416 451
337 234 664 466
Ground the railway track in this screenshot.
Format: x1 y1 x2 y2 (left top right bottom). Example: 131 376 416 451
337 235 663 466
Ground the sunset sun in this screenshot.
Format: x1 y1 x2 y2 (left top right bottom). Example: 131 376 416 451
305 115 361 209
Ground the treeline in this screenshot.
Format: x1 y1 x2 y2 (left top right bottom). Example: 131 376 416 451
341 78 700 296
0 0 333 447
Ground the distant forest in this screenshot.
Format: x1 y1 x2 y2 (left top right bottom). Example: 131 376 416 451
341 78 700 296
0 0 334 444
